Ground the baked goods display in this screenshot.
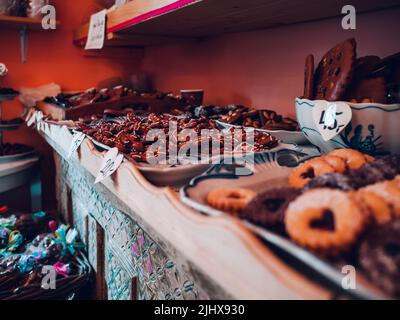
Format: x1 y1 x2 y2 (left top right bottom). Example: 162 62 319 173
202 148 400 297
0 209 91 300
303 38 400 103
75 111 279 164
218 105 300 132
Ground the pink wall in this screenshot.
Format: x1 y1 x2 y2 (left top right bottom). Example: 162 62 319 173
142 8 400 117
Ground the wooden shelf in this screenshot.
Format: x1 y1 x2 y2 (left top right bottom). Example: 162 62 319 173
0 15 47 30
73 0 400 47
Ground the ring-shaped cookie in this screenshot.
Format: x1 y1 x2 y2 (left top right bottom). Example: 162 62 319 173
285 189 364 252
207 188 256 212
289 158 335 188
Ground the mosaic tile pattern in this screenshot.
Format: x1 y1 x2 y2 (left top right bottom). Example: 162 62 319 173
57 157 208 300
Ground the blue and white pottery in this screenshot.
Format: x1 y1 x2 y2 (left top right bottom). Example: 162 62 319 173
296 98 400 155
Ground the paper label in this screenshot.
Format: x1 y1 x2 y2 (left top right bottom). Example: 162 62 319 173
85 9 107 50
312 101 352 141
115 0 128 8
95 148 124 184
68 132 86 158
26 112 37 127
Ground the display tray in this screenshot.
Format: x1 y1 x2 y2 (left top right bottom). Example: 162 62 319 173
180 152 390 299
216 120 309 145
38 94 184 121
83 128 314 186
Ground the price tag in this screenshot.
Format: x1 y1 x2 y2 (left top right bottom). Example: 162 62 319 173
312 101 352 141
85 9 107 50
68 132 86 158
95 148 124 184
36 111 44 130
115 0 128 8
26 112 37 127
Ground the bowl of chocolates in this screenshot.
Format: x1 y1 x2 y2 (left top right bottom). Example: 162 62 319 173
216 105 307 145
296 38 400 155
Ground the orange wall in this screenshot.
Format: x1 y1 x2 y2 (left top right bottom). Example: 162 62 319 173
0 0 141 209
142 8 400 117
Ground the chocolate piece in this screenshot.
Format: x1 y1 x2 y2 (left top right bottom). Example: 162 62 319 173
241 187 301 229
314 38 357 101
304 54 315 99
359 220 400 298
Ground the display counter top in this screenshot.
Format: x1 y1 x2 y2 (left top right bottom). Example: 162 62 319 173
30 111 333 299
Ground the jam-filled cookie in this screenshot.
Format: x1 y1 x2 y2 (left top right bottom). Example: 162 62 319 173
323 155 347 174
289 158 335 188
362 180 400 215
351 190 393 225
285 189 365 253
328 149 369 170
207 188 256 213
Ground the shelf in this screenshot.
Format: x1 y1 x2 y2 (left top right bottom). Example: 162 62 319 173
0 15 46 30
73 0 400 47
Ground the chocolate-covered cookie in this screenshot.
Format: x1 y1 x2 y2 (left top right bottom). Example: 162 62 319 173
358 220 400 298
303 173 356 191
304 54 315 99
314 38 357 101
240 187 301 230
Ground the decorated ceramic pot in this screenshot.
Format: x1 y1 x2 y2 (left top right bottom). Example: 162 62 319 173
295 98 400 155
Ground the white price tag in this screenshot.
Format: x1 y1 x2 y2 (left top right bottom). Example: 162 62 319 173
95 148 124 184
312 101 352 141
85 9 107 50
115 0 128 9
36 111 44 130
26 112 37 127
68 132 86 158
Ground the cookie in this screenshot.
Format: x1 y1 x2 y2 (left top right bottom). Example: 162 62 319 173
328 149 367 170
304 54 315 99
314 38 357 101
289 158 335 188
240 187 301 229
347 77 387 103
352 190 392 225
207 188 256 212
303 173 356 191
285 189 365 253
358 220 400 298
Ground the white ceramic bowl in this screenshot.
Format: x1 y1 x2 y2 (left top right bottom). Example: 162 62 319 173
295 98 400 155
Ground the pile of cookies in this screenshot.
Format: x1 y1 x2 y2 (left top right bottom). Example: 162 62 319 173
205 149 400 297
303 38 400 103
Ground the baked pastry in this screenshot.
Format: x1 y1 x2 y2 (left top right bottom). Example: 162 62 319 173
206 188 256 212
359 220 400 298
285 189 365 253
240 187 301 229
314 38 357 101
304 54 315 99
289 158 335 188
